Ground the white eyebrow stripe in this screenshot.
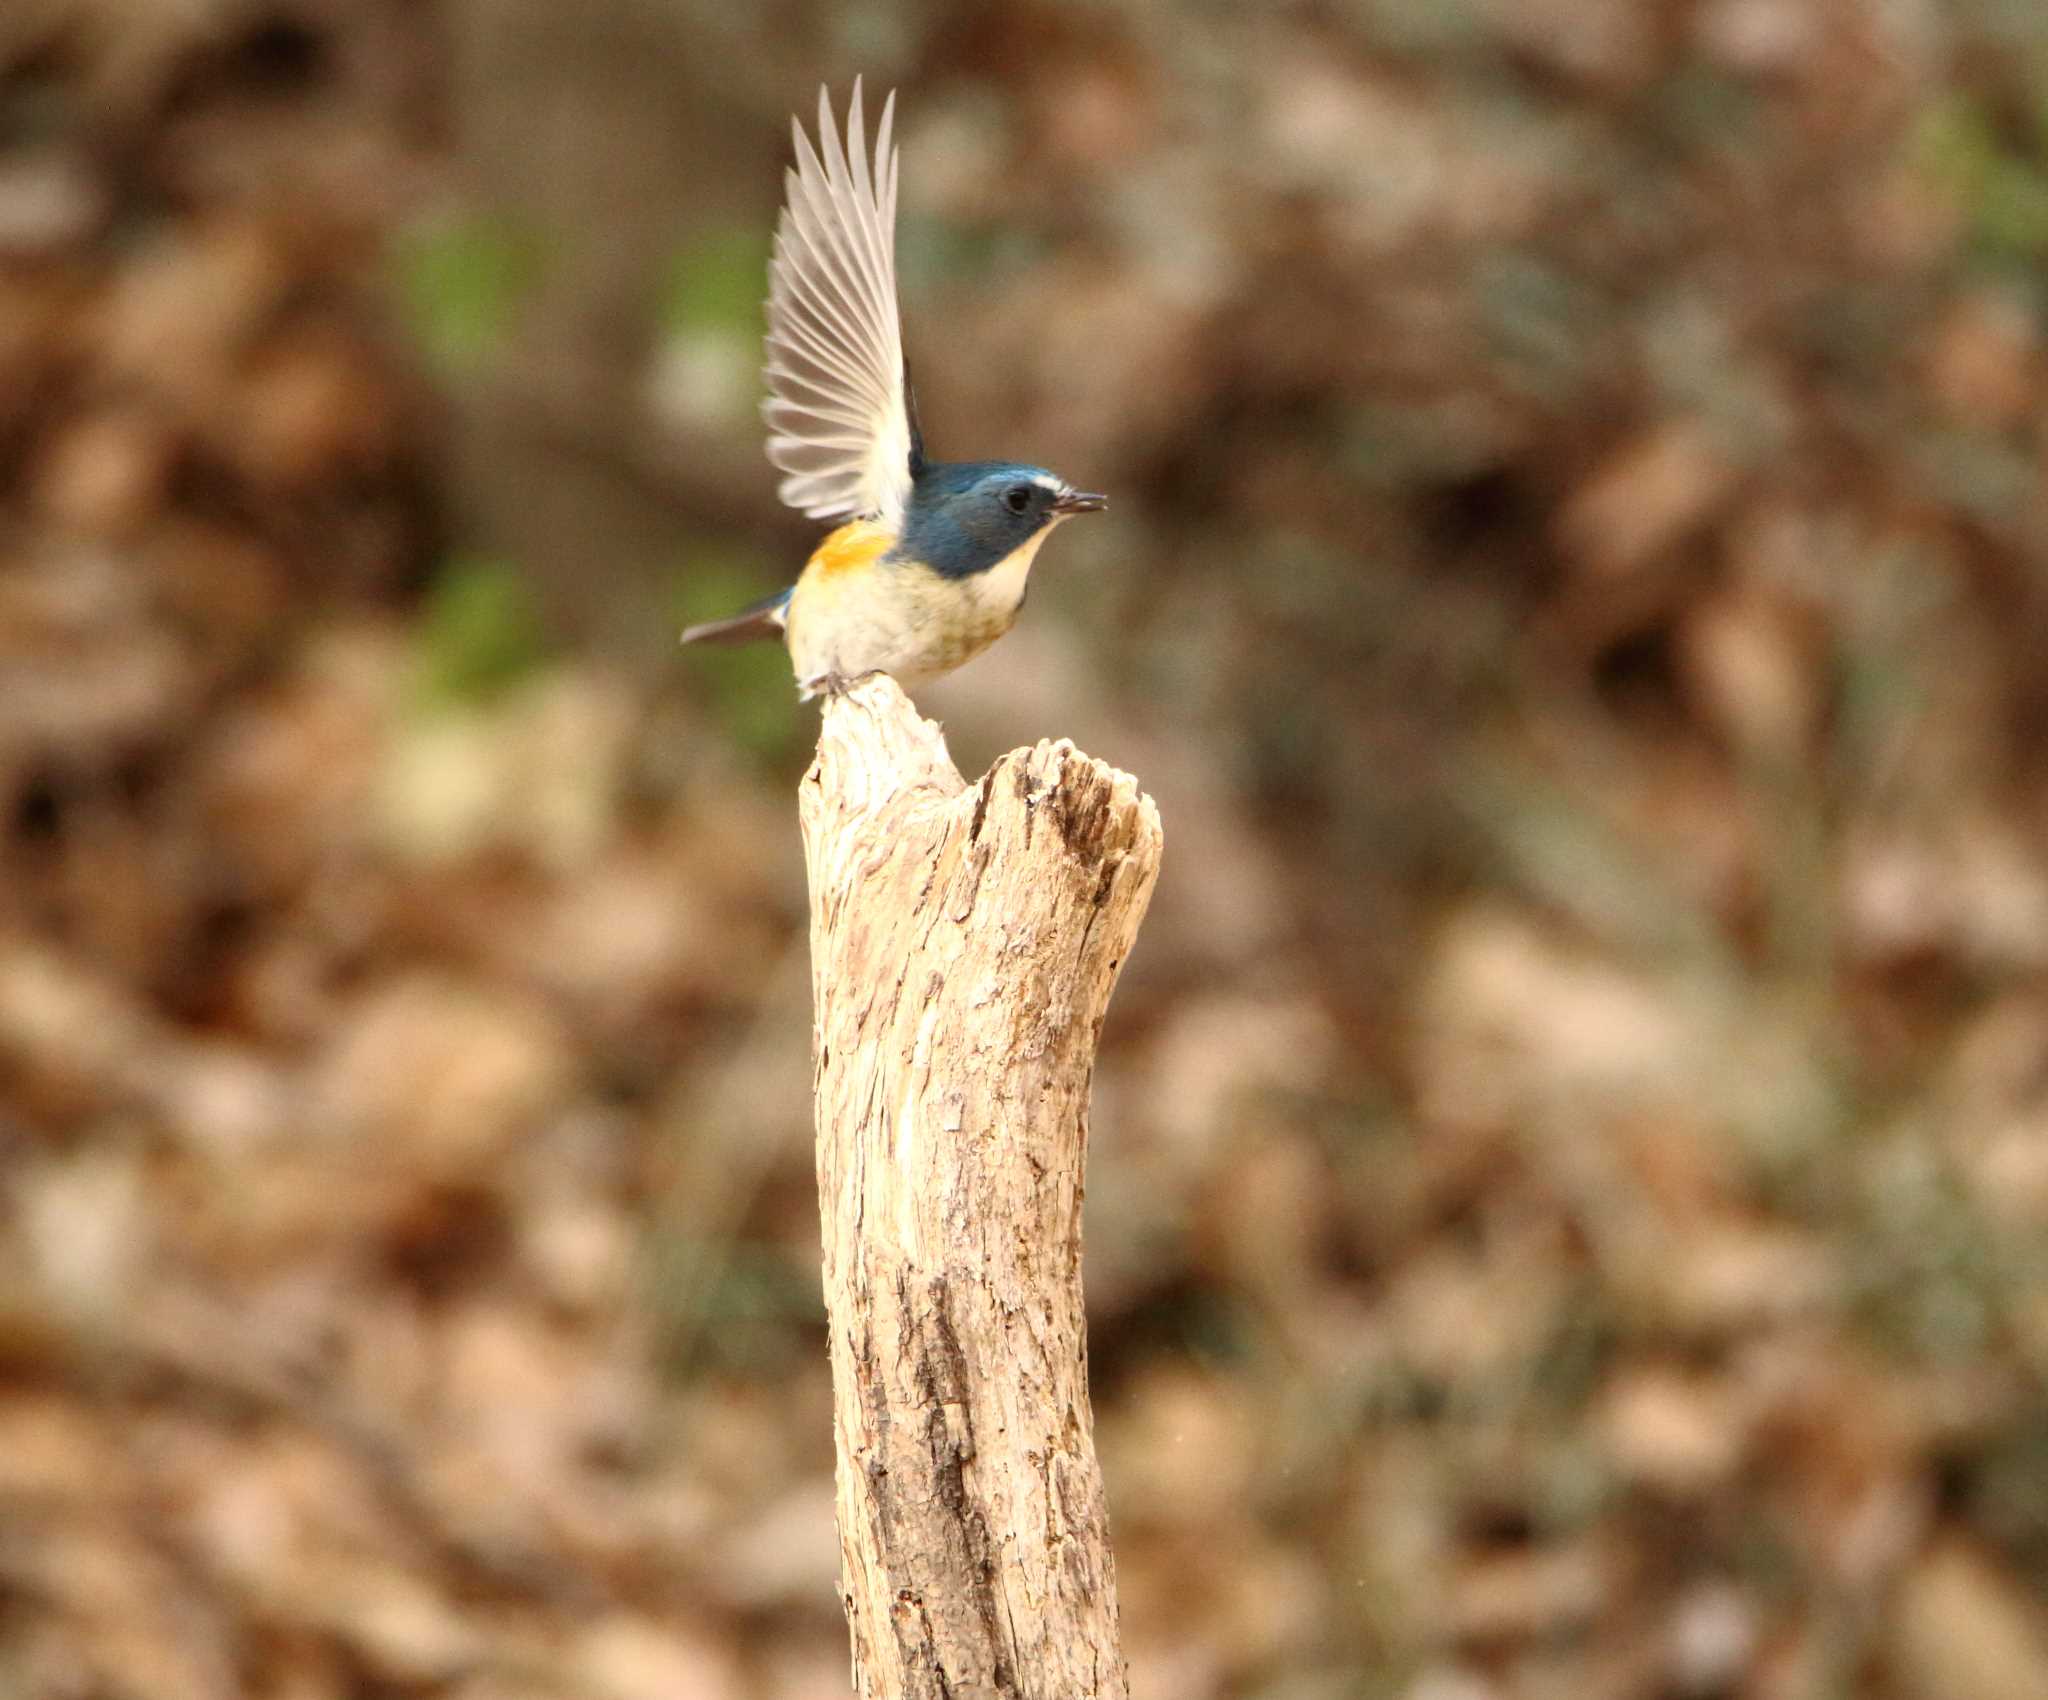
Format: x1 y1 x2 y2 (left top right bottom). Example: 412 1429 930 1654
1032 474 1061 491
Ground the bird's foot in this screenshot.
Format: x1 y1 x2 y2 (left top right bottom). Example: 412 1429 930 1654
801 667 886 701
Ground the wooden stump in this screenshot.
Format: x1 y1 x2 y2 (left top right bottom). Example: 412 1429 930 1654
800 676 1161 1699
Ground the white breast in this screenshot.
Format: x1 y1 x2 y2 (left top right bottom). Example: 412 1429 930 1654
793 525 1063 691
969 529 1050 625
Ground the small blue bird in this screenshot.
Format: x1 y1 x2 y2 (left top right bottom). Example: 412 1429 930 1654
680 81 1105 699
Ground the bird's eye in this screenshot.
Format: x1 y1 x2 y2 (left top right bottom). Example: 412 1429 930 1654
1003 484 1032 514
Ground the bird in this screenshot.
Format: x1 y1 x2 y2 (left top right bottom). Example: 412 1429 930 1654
679 80 1105 700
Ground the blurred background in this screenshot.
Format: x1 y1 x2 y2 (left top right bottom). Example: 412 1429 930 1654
4 1 2048 1697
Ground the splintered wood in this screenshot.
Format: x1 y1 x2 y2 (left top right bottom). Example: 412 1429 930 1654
799 677 1160 1700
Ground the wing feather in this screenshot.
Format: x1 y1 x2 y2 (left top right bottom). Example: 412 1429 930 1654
790 128 878 331
763 80 914 525
817 88 895 340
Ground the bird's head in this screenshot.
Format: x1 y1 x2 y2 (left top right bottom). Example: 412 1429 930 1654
898 461 1106 579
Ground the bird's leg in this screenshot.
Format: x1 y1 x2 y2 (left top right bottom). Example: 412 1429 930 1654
803 668 886 700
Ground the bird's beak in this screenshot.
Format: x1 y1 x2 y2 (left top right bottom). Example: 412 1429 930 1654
1052 488 1108 517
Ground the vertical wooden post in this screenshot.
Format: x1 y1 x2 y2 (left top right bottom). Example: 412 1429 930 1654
799 677 1160 1699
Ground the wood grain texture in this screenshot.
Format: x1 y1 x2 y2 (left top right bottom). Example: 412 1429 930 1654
800 676 1160 1700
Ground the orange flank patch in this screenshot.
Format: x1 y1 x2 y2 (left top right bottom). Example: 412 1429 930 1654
804 519 894 580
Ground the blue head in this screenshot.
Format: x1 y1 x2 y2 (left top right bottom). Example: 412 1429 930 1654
894 461 1106 580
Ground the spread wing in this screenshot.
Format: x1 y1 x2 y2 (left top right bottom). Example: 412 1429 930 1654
762 81 916 527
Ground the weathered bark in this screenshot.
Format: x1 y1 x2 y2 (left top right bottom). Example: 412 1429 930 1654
800 677 1160 1700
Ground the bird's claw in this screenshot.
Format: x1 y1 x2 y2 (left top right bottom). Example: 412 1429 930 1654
802 668 885 701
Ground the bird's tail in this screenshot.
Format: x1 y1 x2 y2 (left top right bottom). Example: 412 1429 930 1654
679 587 791 646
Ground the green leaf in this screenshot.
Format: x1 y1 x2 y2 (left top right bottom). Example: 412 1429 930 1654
660 227 771 337
1977 157 2048 255
671 551 802 762
412 554 548 707
1912 97 2000 202
1909 93 2048 260
394 214 544 371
